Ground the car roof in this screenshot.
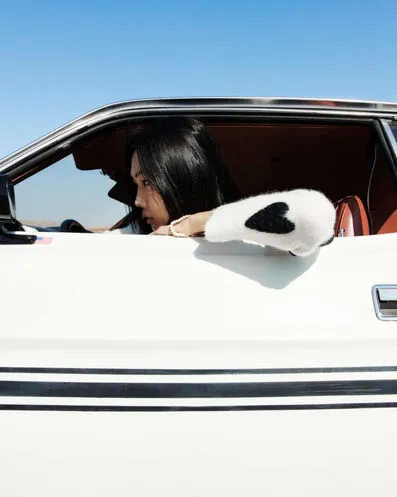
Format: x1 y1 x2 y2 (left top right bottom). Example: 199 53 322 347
92 96 397 112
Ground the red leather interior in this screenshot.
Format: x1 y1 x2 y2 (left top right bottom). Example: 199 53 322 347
334 195 370 236
377 210 397 234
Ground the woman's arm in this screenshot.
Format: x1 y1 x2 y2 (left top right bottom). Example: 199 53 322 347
204 189 335 256
151 189 336 257
184 211 213 236
150 211 213 237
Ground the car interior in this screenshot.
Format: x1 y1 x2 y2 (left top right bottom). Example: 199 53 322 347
13 117 397 236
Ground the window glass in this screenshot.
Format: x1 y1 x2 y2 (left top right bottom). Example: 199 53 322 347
15 155 128 231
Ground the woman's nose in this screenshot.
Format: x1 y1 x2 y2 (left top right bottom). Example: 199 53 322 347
135 189 145 208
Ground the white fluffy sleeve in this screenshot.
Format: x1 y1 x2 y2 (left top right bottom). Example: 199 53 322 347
204 189 336 256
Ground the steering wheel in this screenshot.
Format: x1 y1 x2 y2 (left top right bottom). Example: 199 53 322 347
59 219 93 233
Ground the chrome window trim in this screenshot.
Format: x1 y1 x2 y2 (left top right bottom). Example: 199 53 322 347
379 119 397 165
2 96 397 175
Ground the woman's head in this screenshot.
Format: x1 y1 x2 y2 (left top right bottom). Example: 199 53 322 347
130 151 169 229
128 117 238 231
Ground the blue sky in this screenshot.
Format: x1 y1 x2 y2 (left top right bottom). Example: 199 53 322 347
1 0 397 226
1 0 397 157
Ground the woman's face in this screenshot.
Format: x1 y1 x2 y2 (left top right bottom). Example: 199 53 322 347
131 151 170 230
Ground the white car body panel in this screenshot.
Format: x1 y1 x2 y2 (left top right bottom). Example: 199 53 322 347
1 233 397 348
1 98 397 496
1 233 397 496
1 410 397 497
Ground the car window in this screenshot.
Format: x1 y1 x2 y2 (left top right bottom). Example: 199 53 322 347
391 124 397 141
15 155 128 231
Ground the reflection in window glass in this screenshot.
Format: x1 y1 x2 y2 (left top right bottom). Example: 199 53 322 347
15 156 128 230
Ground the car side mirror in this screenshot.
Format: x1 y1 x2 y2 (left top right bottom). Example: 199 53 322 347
0 174 36 244
0 174 16 224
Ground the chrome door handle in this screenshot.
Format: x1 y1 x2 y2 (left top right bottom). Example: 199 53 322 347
373 285 397 320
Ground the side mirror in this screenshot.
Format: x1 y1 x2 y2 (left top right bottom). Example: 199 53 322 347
0 174 36 244
0 174 16 224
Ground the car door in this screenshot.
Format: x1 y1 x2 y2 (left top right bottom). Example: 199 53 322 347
1 112 397 497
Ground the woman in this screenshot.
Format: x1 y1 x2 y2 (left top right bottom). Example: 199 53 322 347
128 117 336 256
128 116 238 236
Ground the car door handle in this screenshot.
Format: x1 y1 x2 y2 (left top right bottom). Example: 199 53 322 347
373 285 397 320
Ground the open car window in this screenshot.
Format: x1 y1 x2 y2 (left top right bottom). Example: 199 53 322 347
10 118 397 236
14 154 128 231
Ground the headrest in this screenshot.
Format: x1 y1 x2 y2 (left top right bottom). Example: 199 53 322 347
334 195 370 236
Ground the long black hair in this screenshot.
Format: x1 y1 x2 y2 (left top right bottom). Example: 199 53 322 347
126 117 238 232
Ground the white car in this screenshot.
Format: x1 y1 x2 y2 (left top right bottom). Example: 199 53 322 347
1 97 397 497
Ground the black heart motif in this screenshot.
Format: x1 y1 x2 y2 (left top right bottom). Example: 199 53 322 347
244 202 295 234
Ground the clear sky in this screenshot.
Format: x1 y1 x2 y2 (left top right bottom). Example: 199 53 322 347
1 0 397 226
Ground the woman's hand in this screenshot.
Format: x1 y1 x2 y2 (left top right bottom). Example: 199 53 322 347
150 211 213 237
149 225 171 236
